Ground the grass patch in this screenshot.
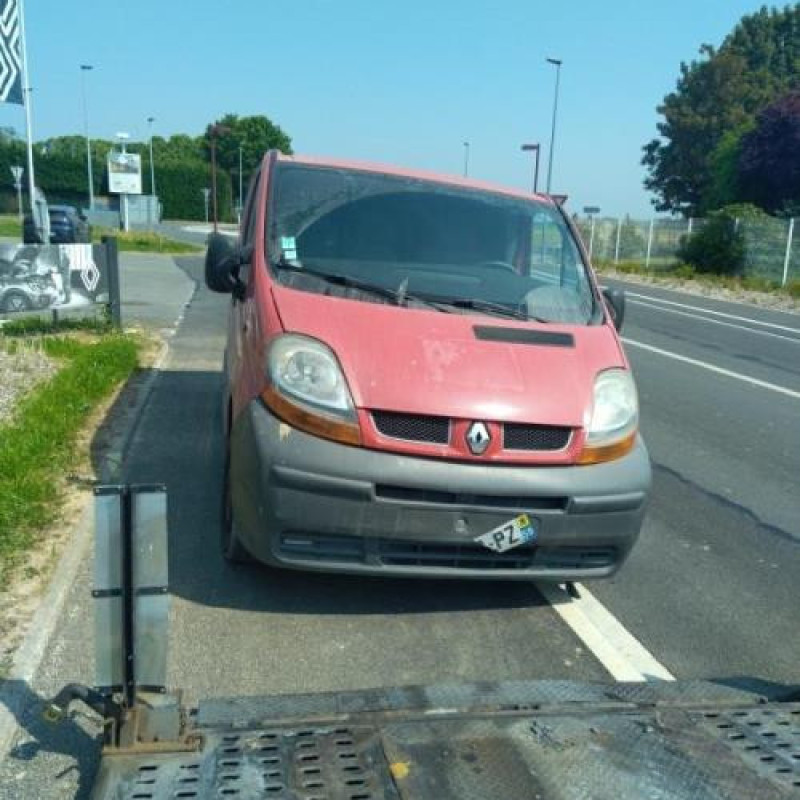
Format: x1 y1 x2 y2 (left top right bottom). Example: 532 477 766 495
92 228 200 253
594 259 798 300
0 215 21 237
0 315 112 336
0 334 139 581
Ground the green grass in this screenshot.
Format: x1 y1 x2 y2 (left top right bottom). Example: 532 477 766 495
92 228 201 253
0 215 21 237
594 259 798 300
0 315 112 336
0 334 139 583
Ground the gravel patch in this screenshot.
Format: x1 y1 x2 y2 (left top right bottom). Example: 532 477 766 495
0 344 57 427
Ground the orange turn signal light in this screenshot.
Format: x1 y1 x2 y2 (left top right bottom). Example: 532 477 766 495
577 430 637 465
261 384 362 446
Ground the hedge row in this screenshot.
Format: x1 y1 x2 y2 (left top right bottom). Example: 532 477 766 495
0 144 233 221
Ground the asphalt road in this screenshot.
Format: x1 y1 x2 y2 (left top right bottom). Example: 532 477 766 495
1 262 799 798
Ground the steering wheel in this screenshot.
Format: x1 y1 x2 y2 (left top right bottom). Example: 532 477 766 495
477 260 518 273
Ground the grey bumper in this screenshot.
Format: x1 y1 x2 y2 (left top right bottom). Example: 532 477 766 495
230 400 651 581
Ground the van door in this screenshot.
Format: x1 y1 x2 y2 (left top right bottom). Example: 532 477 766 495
227 170 261 429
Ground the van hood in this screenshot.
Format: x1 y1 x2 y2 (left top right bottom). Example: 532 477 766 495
272 287 625 426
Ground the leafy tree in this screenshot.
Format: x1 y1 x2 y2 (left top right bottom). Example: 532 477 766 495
705 122 754 210
738 91 800 215
643 5 800 215
204 113 292 174
153 134 205 164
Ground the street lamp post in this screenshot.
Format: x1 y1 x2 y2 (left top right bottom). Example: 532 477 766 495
520 143 541 193
545 57 562 194
116 132 130 232
147 116 157 227
463 141 470 177
80 64 94 210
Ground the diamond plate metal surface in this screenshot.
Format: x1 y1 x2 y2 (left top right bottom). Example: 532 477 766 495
91 681 800 799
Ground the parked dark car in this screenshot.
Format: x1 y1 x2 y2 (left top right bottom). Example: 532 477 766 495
23 205 92 244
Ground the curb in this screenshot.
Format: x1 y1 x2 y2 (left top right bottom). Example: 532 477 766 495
0 283 193 762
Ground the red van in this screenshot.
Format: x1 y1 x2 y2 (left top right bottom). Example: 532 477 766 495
206 152 651 581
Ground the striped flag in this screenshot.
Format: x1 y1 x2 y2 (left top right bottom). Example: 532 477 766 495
0 0 22 105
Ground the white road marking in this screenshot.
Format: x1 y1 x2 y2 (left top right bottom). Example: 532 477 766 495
624 290 800 334
539 583 675 682
630 298 800 343
623 338 800 400
181 224 239 238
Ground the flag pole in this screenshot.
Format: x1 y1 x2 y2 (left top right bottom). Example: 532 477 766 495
17 0 36 215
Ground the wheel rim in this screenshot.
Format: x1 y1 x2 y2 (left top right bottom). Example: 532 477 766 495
5 294 27 312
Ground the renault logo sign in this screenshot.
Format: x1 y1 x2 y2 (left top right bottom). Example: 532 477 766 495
466 421 491 455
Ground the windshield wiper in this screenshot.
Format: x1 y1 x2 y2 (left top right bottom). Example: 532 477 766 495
420 295 536 321
273 257 448 311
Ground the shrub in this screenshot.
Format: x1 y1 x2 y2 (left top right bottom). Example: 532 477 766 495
786 280 800 299
677 203 766 274
672 263 696 280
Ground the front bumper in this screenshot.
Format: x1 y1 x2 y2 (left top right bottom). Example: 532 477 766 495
230 400 651 581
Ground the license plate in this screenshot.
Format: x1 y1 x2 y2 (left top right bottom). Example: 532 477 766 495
474 514 537 553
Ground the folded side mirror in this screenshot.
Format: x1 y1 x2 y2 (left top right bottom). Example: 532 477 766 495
205 233 245 299
602 287 626 332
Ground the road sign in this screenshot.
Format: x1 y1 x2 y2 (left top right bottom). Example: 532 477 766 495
583 206 601 215
10 165 23 185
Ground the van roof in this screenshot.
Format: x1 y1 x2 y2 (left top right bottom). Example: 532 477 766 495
274 152 555 207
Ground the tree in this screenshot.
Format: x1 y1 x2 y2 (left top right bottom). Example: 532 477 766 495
738 91 800 215
705 122 754 210
643 5 800 215
204 113 292 175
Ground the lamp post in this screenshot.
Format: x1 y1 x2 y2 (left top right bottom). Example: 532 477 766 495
545 57 562 194
520 143 541 193
147 116 157 227
80 64 94 210
463 141 470 177
115 132 130 231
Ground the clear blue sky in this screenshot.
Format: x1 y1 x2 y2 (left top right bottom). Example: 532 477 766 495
1 0 773 216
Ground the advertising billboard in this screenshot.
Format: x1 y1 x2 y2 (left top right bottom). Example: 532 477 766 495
0 243 109 314
108 151 142 195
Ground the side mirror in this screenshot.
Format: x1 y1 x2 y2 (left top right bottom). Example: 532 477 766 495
205 233 246 299
602 287 626 332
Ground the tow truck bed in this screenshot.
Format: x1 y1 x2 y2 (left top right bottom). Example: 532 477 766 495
90 679 800 799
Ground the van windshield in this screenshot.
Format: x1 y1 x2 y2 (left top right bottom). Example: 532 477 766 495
268 164 597 325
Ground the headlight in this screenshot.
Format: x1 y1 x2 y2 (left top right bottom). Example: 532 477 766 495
579 369 638 464
262 334 361 445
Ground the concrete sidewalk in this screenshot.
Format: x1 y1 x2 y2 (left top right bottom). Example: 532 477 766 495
119 252 195 333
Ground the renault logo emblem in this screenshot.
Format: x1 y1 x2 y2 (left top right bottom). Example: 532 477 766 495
466 421 491 455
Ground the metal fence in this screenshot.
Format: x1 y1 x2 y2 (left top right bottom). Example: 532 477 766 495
574 216 798 287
